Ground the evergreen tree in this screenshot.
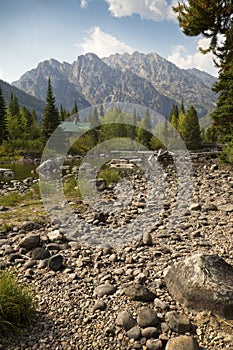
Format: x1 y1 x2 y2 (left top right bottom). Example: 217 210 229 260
180 99 185 114
89 106 100 145
169 104 179 122
0 87 7 143
211 61 233 140
71 100 78 115
41 78 60 143
6 94 22 140
182 106 202 149
137 108 152 148
99 104 104 117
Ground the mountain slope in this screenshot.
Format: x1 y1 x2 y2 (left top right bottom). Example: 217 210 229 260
0 79 45 122
103 51 217 117
12 51 218 119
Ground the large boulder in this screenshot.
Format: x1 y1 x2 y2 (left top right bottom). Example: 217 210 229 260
165 254 233 319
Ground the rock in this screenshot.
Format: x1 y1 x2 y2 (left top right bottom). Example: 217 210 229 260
93 300 106 311
48 254 63 271
125 283 156 302
143 231 153 246
165 335 199 350
116 310 136 331
146 338 163 350
31 247 50 260
165 254 233 319
47 230 63 242
126 326 141 340
165 311 191 333
141 327 160 339
219 204 233 213
21 221 41 231
137 307 160 328
19 234 40 250
154 298 168 310
0 206 9 212
94 283 117 297
189 203 201 211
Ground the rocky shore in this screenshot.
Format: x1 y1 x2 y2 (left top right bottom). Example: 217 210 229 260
0 154 233 350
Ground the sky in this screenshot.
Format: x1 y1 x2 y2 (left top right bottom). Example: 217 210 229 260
0 0 218 84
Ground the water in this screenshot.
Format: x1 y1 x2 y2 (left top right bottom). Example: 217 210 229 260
0 161 38 182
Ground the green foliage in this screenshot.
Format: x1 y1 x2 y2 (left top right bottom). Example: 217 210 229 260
0 87 7 144
136 108 153 147
98 167 120 186
173 0 233 66
219 138 233 164
41 78 60 144
0 270 36 335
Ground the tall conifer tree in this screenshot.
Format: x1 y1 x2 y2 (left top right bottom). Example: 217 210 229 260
0 87 7 143
41 78 60 143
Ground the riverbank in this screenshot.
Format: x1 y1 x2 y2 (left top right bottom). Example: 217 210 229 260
0 154 232 350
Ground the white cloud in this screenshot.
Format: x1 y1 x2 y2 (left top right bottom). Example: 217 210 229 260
77 26 134 57
0 69 3 80
80 0 89 8
167 38 218 76
105 0 178 21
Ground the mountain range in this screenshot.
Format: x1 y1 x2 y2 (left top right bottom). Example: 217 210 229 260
5 51 218 123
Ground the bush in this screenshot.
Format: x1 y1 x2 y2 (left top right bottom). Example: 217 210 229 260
0 270 36 335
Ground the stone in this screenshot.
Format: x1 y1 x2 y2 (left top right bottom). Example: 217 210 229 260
154 298 168 310
137 307 160 328
93 300 106 311
48 254 63 271
19 234 40 250
143 231 153 246
94 283 117 297
126 326 141 340
31 247 50 260
125 283 156 302
165 254 233 319
116 310 136 331
21 221 41 231
189 203 201 211
141 327 160 339
165 335 199 350
47 230 63 242
165 311 191 333
146 338 163 350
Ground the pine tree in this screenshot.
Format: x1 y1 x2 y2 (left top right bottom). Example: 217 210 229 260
137 108 153 148
6 94 21 140
99 104 104 117
0 87 7 143
182 106 202 149
211 61 233 140
169 104 179 122
41 78 60 143
71 100 78 115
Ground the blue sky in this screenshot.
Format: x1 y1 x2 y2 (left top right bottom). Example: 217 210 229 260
0 0 218 83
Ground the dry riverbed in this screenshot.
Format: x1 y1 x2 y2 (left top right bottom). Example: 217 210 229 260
0 154 233 350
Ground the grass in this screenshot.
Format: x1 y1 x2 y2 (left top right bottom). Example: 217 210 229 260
0 269 36 336
98 167 120 186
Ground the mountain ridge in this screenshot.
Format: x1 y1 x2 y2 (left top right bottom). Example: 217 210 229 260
12 51 217 119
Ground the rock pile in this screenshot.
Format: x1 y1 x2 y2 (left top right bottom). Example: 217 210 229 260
0 154 232 349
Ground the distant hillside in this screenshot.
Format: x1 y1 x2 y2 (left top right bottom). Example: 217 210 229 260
0 79 45 123
12 51 218 119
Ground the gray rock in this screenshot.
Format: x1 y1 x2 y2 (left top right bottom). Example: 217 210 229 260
19 234 40 250
21 221 41 231
126 326 141 340
143 231 153 246
165 254 233 319
116 310 136 331
47 230 63 242
165 335 199 350
141 327 160 339
93 300 106 311
94 283 117 297
189 203 201 211
31 247 50 260
165 311 191 333
48 254 63 271
146 338 163 350
154 298 168 310
137 307 160 328
125 283 156 302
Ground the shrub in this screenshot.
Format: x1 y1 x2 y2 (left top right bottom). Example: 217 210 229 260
0 270 36 335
